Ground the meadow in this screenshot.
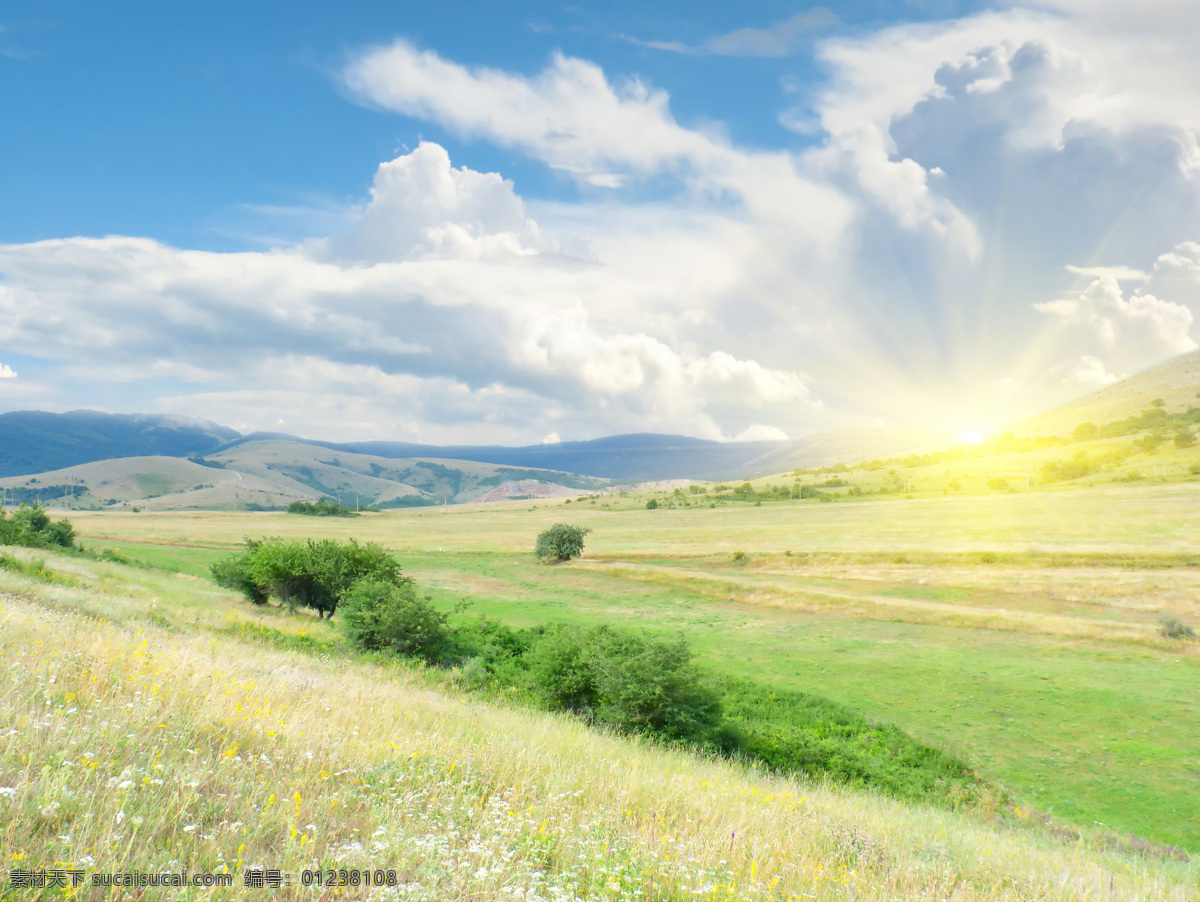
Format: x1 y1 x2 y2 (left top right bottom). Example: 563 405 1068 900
2 535 1198 901
54 478 1200 859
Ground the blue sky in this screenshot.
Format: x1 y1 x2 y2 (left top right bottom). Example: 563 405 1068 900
2 1 1198 443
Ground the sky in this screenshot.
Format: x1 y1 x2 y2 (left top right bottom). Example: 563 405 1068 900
2 0 1199 445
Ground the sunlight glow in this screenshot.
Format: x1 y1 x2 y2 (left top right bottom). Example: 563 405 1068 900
960 430 985 445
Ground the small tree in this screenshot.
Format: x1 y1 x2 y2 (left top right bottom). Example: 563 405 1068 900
534 523 592 562
1175 429 1196 448
0 505 75 550
339 577 450 662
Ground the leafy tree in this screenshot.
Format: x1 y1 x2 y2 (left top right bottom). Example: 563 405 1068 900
0 505 75 549
645 498 658 510
1072 422 1098 441
210 540 268 604
210 537 404 618
1175 429 1196 448
534 523 592 562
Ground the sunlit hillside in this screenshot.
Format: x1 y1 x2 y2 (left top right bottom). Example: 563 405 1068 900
1 548 1196 901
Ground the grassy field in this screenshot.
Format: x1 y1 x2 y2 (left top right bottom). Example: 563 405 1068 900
2 545 1197 900
58 480 1200 857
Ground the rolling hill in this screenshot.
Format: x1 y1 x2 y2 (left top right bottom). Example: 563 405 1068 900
0 440 610 511
1006 348 1200 437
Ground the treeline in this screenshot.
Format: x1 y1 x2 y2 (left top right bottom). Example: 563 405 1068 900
211 538 994 808
287 499 360 517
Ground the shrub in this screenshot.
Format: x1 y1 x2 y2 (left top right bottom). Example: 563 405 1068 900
339 577 450 662
1159 615 1196 640
1175 430 1196 448
0 505 75 550
210 542 269 605
645 498 658 510
534 523 592 562
287 499 360 517
987 477 1009 490
526 625 724 743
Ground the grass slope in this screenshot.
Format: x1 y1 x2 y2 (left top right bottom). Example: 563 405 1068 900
1 550 1196 900
1007 347 1200 438
61 481 1200 853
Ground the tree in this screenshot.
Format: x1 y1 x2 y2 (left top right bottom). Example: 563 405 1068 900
534 523 592 562
1072 422 1098 442
210 537 405 618
0 505 75 550
1175 429 1196 448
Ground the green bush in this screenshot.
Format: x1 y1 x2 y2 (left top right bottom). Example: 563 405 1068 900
338 577 451 663
287 499 360 517
0 505 76 550
210 537 404 618
645 498 658 510
720 679 988 806
534 523 592 562
525 624 724 744
1159 615 1196 640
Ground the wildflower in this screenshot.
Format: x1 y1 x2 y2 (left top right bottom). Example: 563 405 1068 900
0 788 15 800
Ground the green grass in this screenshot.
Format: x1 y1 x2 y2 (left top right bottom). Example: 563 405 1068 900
4 551 1196 901
61 484 1200 852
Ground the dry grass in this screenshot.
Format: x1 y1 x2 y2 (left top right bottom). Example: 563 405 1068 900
1 557 1197 900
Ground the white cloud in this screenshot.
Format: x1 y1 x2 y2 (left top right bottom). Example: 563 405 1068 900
622 9 838 58
342 41 853 243
0 141 828 443
1061 354 1119 387
541 432 561 444
1035 268 1196 381
1065 264 1149 282
733 424 789 442
0 363 16 378
319 142 547 263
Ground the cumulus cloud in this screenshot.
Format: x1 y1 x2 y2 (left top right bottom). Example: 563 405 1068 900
320 142 548 263
341 41 852 241
5 14 1200 444
0 138 828 443
0 363 16 378
1035 262 1197 384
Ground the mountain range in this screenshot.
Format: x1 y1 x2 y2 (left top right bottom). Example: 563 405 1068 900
1 347 1196 509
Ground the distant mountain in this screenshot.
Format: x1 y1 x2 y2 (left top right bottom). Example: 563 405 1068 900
0 442 608 511
0 407 950 490
0 410 239 478
1006 348 1200 438
236 427 948 482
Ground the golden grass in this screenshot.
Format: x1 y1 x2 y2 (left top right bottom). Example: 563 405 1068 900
1 558 1197 900
573 561 1192 648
